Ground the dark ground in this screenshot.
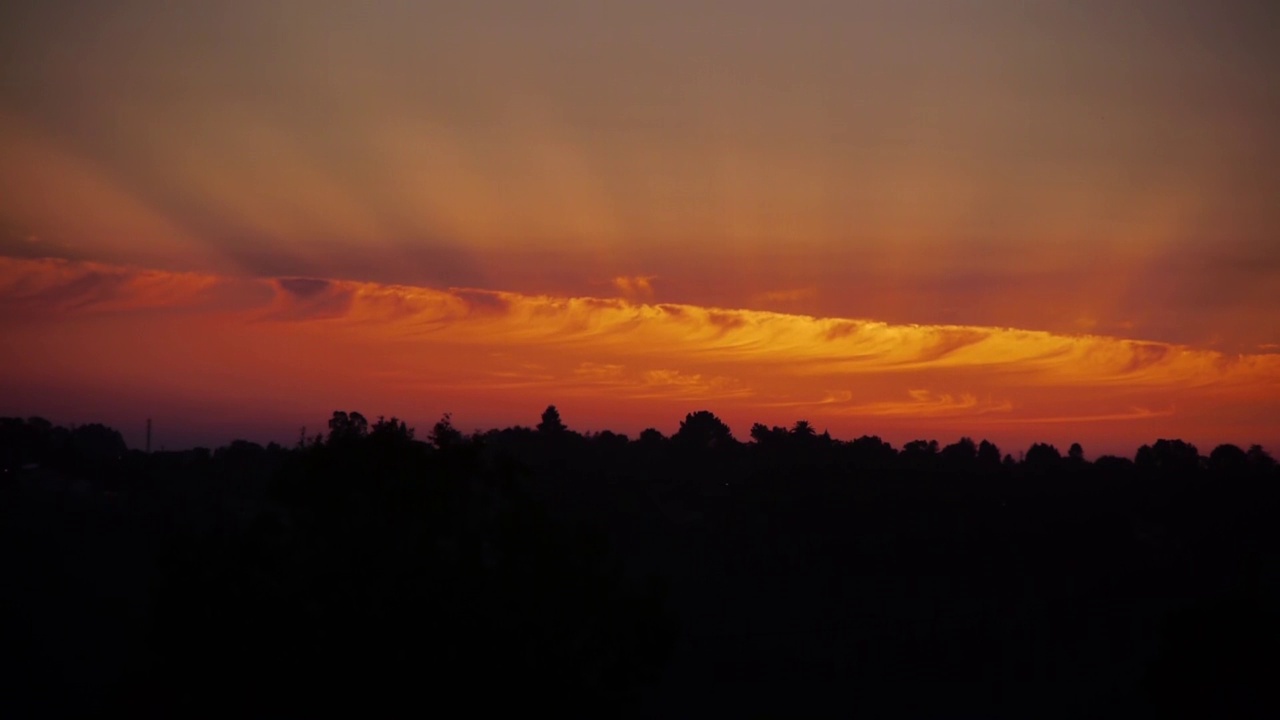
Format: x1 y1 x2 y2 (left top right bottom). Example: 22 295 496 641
3 414 1279 718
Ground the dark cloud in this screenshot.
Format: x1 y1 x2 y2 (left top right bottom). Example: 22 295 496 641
223 245 324 280
706 310 747 334
0 217 88 263
21 268 129 312
822 322 860 342
452 289 510 316
0 259 219 319
223 237 485 291
1117 241 1280 349
265 277 353 321
276 277 331 299
904 329 993 366
1119 343 1174 376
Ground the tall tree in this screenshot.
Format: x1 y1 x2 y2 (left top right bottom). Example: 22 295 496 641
538 405 567 434
673 410 734 450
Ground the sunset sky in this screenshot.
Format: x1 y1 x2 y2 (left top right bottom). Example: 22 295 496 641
2 1 1278 455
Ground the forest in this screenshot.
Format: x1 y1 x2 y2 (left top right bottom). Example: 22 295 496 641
3 408 1279 718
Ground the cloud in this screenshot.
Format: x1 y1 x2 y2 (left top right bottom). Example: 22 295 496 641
838 391 1015 419
573 362 626 381
0 257 220 316
451 289 511 316
6 256 1279 398
565 363 750 401
219 238 486 290
262 277 354 321
611 275 656 299
2 256 1278 453
990 407 1175 425
276 278 331 299
764 389 1014 419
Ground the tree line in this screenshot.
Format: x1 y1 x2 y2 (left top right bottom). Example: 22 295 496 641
8 407 1271 479
2 408 1279 718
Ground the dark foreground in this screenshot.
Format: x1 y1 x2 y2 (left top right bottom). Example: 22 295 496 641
3 413 1279 718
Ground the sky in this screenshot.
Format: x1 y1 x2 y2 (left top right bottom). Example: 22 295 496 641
2 1 1278 456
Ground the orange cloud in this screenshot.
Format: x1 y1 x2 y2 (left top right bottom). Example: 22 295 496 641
611 275 656 299
834 390 1015 419
0 257 223 315
1 256 1277 455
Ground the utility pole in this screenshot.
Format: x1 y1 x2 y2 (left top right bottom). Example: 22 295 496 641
146 418 152 454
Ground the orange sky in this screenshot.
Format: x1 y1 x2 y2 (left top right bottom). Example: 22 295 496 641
1 2 1278 454
2 257 1276 456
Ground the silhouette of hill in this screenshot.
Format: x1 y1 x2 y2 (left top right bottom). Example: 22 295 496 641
2 409 1278 718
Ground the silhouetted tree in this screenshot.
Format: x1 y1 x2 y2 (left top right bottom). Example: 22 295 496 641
1138 439 1200 476
638 427 665 445
327 411 368 443
429 413 463 449
1209 444 1248 476
8 410 1280 719
673 410 734 451
593 429 628 449
213 439 264 463
1136 443 1156 471
941 437 978 466
538 405 567 434
635 427 668 465
370 416 414 444
1068 442 1085 463
977 439 1002 469
1094 455 1134 475
902 439 939 470
750 423 788 448
1247 444 1276 474
848 435 897 469
1024 443 1062 472
69 423 127 462
749 423 769 443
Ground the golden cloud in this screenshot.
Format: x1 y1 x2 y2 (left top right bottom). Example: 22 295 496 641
611 275 656 299
2 256 1278 452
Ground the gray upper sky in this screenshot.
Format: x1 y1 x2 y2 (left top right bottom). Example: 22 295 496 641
2 0 1278 347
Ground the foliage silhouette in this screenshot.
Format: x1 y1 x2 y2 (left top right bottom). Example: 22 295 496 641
2 411 1279 718
673 410 735 451
538 404 568 434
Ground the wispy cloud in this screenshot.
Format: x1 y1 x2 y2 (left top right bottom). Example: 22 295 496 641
2 256 1278 451
989 407 1175 425
0 257 221 315
836 390 1015 419
611 275 656 300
